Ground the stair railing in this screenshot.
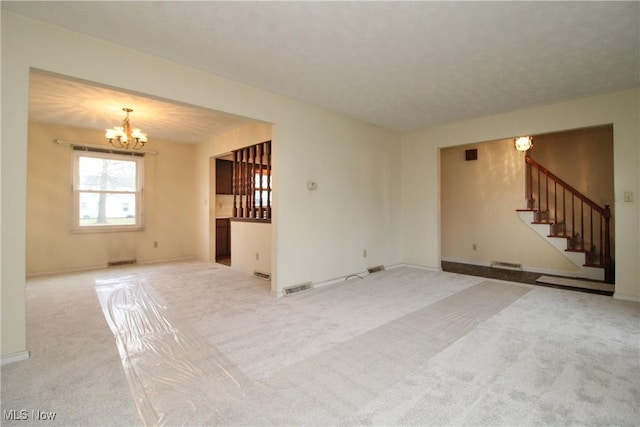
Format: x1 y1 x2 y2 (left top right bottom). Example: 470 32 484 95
525 156 613 283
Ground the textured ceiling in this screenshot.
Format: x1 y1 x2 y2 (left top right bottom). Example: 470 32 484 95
5 1 640 140
28 72 256 144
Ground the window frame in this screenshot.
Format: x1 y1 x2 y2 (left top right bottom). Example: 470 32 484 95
72 149 144 233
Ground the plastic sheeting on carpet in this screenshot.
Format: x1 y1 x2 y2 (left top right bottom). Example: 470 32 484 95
95 277 247 426
96 276 531 425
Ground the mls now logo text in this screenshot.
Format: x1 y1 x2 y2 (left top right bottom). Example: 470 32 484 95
4 409 57 421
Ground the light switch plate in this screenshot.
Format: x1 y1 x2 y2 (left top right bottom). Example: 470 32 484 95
624 191 633 202
307 180 318 190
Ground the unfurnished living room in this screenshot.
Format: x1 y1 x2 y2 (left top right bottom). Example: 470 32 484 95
1 2 639 426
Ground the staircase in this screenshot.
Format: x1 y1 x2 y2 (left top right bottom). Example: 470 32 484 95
516 156 614 284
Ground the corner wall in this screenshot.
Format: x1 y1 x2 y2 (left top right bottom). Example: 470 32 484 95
402 88 640 300
25 122 197 275
1 12 402 359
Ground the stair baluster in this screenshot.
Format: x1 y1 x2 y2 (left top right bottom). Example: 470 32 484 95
525 156 613 283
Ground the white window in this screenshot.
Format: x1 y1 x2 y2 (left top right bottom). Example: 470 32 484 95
72 150 144 232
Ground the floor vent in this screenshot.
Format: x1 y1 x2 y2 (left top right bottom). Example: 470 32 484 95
283 281 312 296
491 261 523 271
367 265 386 274
253 271 271 281
108 259 137 267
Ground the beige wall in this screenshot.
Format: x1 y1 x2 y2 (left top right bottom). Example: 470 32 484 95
402 88 639 301
196 122 273 265
26 122 197 275
529 125 614 209
2 11 637 362
2 12 401 358
440 138 578 274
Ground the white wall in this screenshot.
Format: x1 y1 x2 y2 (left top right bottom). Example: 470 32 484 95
231 221 272 278
1 12 402 358
402 88 640 301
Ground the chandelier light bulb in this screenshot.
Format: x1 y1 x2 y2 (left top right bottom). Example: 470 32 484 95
514 136 533 152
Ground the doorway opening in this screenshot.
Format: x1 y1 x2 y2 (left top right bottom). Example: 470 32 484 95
211 154 234 266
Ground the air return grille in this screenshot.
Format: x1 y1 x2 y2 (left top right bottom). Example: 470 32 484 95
253 271 271 281
490 261 522 271
367 265 386 274
283 281 312 295
108 259 137 267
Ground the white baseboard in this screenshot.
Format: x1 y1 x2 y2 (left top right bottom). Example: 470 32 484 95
26 256 196 278
26 263 107 278
392 263 440 272
1 351 30 366
137 256 195 266
284 263 406 296
613 292 640 303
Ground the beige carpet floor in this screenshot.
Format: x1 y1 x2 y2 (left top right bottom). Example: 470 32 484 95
2 261 639 426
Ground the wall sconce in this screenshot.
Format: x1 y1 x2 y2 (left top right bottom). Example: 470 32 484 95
514 136 533 152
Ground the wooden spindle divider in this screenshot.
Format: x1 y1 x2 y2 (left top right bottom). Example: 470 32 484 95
231 141 272 222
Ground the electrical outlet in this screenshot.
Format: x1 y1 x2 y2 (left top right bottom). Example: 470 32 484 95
153 241 158 248
363 249 367 258
472 244 477 251
256 252 260 261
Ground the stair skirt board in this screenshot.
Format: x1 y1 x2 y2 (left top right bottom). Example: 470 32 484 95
536 275 614 293
516 211 605 281
441 257 602 281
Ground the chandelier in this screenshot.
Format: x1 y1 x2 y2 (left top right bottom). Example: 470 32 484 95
514 136 533 152
105 107 148 150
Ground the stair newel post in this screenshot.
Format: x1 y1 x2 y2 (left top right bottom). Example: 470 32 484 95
571 194 575 243
580 202 585 251
599 214 604 266
554 180 558 226
537 168 541 211
603 205 613 283
562 188 566 232
589 207 594 262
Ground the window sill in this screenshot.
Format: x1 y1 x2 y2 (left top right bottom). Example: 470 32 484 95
72 225 144 234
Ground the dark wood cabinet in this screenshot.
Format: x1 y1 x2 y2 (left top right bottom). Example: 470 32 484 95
216 218 231 258
216 159 233 194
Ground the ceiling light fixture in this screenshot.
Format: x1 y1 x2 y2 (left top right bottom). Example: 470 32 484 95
105 107 148 150
514 136 533 152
